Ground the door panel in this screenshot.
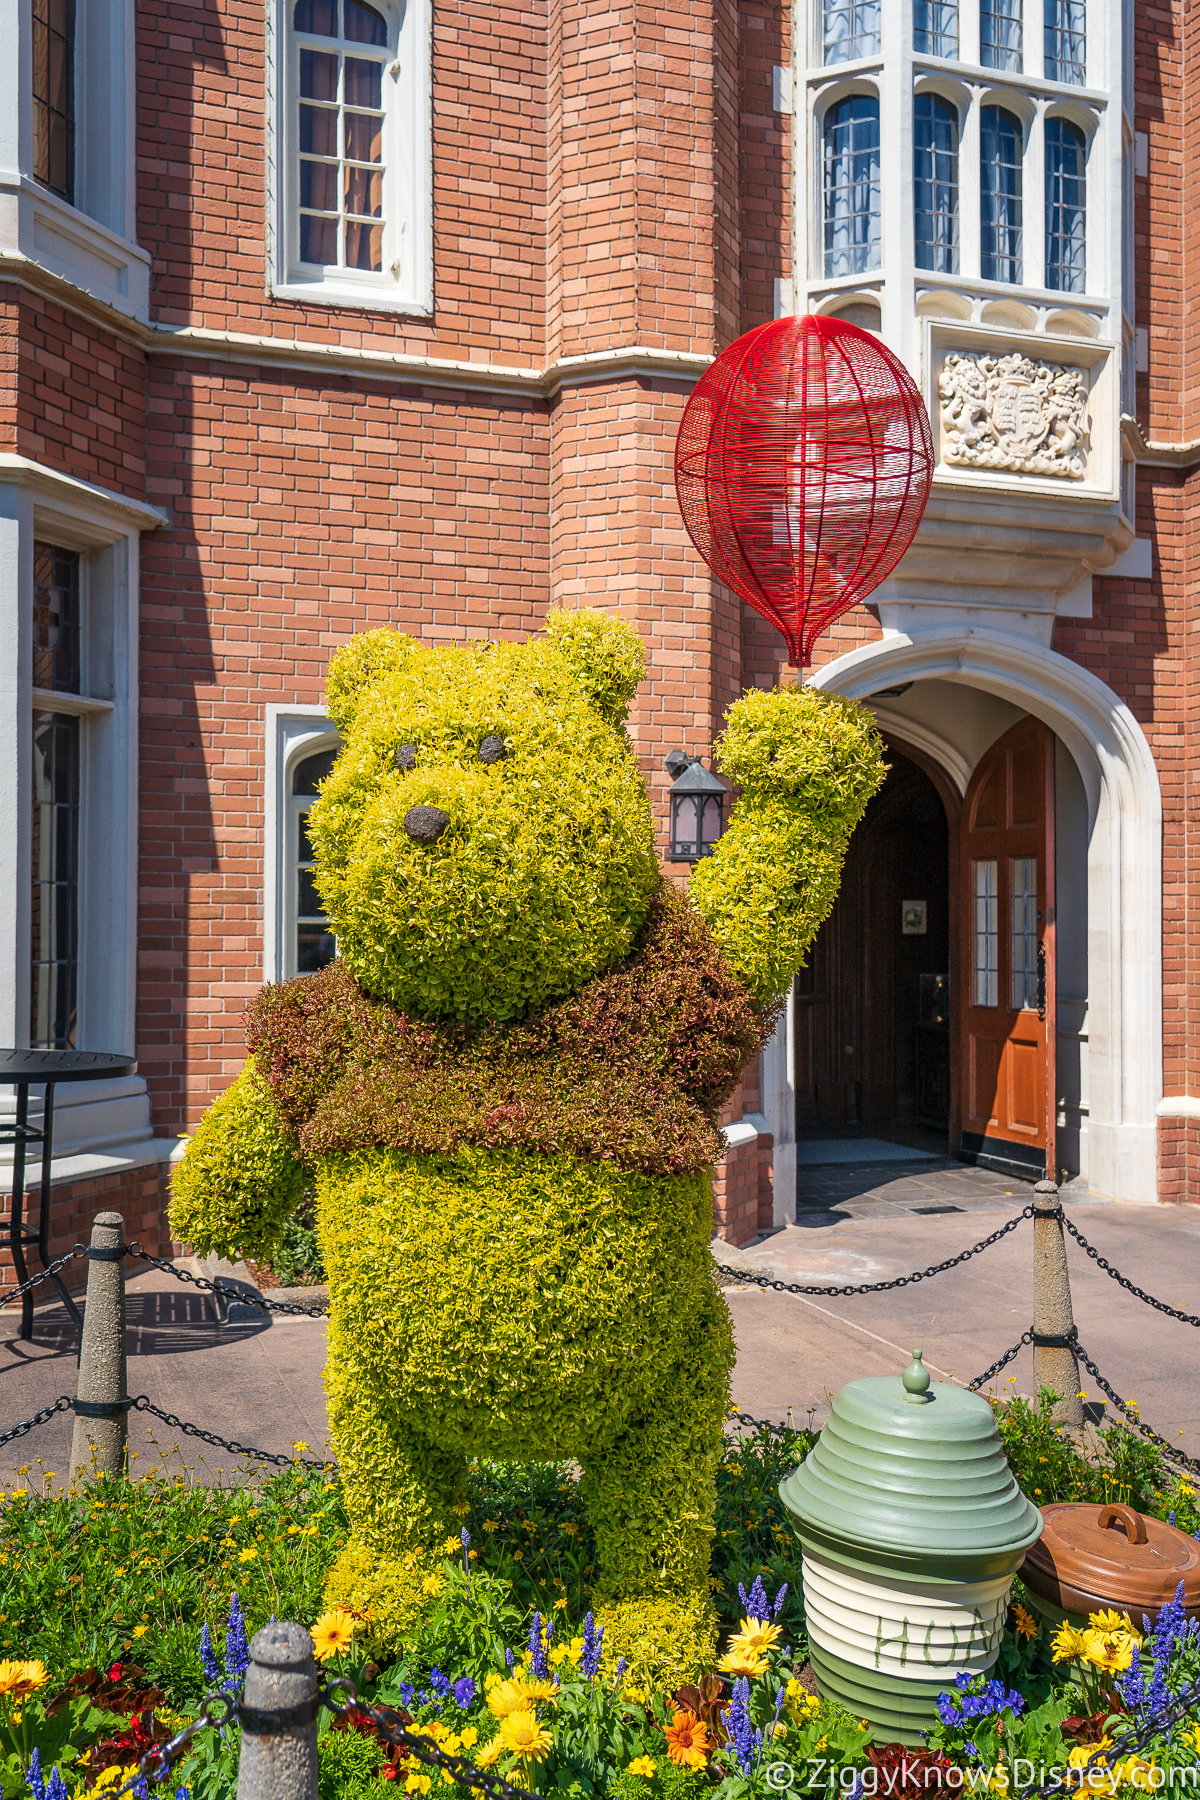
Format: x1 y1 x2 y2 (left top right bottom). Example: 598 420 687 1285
959 718 1056 1178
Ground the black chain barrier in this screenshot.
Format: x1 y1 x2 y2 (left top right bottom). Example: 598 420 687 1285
968 1330 1034 1392
0 1394 73 1450
319 1673 544 1800
125 1244 330 1317
1072 1337 1200 1476
129 1396 334 1471
1061 1215 1200 1328
712 1203 1035 1297
0 1244 87 1310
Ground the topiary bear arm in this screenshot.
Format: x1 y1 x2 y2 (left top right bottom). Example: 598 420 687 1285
688 686 887 1003
168 1058 310 1263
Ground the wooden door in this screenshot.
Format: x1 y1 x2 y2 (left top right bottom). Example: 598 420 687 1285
959 719 1056 1178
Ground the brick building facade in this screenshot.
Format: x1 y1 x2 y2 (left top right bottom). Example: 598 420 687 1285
0 0 1195 1296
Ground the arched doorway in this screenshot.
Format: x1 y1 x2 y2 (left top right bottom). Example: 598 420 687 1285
795 745 957 1144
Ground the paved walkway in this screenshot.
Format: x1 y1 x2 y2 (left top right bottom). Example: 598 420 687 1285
2 1164 1197 1489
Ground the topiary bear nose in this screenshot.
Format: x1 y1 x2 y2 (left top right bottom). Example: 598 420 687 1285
404 806 451 844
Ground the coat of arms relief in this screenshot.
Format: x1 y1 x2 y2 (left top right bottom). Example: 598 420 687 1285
937 351 1091 478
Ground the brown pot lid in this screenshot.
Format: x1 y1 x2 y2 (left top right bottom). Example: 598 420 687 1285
1022 1503 1200 1615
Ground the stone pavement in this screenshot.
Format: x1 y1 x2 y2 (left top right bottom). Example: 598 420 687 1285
1 1163 1197 1489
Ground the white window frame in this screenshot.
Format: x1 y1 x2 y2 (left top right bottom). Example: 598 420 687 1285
0 0 150 322
0 454 175 1175
264 708 342 984
266 0 432 315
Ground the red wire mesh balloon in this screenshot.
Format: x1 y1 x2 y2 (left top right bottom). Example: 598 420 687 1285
674 314 934 667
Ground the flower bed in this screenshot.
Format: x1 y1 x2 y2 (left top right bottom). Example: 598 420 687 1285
1 1397 1197 1800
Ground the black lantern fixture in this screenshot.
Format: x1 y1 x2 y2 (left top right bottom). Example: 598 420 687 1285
665 750 726 862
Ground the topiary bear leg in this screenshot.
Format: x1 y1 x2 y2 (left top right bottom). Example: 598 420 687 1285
579 1274 733 1602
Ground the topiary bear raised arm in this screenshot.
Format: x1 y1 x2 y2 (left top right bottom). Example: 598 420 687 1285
169 606 884 1682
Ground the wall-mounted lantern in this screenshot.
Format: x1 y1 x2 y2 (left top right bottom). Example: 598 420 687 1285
665 749 726 863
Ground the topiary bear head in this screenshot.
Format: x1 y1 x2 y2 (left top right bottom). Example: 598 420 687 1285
306 609 658 1025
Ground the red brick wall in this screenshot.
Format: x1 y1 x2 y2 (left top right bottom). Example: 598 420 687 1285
5 288 147 495
0 1165 175 1309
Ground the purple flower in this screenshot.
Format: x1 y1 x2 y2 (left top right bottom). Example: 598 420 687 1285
738 1577 770 1622
26 1749 45 1800
582 1611 604 1682
176 1788 190 1800
461 1527 471 1549
723 1676 762 1777
772 1583 789 1620
964 1742 978 1761
225 1591 250 1689
399 1683 416 1710
1119 1644 1146 1714
454 1677 476 1709
529 1613 548 1680
846 1778 864 1800
430 1668 453 1699
505 1648 515 1671
199 1622 222 1687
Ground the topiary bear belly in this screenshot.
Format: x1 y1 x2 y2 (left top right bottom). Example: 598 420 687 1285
314 1146 728 1453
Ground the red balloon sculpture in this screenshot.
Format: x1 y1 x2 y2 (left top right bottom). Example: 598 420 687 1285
674 314 934 667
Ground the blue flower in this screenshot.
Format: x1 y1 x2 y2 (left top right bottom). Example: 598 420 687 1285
454 1677 475 1709
430 1669 453 1699
200 1622 222 1688
738 1577 771 1622
399 1683 415 1710
964 1742 978 1761
773 1583 789 1620
1119 1644 1146 1715
25 1749 45 1800
581 1611 603 1682
528 1613 549 1680
224 1591 250 1689
505 1648 515 1671
723 1677 763 1777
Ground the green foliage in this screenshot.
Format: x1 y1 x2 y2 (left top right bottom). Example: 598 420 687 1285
690 686 887 1001
318 1144 733 1637
307 627 659 1025
316 1719 393 1800
0 1461 345 1705
265 1202 326 1286
169 1060 308 1261
612 1763 709 1800
992 1388 1200 1529
0 1695 125 1800
324 626 420 735
712 1422 814 1643
407 1561 525 1687
543 607 647 729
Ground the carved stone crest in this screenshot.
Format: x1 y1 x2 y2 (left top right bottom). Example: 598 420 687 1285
938 351 1090 478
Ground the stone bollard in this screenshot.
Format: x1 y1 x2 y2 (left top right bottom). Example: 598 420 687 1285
1031 1179 1084 1431
69 1211 129 1482
236 1623 319 1800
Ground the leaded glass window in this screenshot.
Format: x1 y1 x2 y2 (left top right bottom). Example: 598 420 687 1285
914 93 959 274
1045 116 1086 292
823 0 880 65
32 0 75 203
973 860 999 1008
1044 0 1085 84
823 95 881 278
914 1 958 58
980 0 1022 71
980 105 1022 283
294 0 390 274
291 748 338 975
1010 858 1039 1010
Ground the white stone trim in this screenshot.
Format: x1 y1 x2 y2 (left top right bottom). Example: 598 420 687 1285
720 1113 770 1151
265 0 432 316
1156 1097 1200 1121
263 707 341 986
809 625 1163 1206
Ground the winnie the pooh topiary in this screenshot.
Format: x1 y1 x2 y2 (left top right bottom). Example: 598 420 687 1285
171 609 885 1678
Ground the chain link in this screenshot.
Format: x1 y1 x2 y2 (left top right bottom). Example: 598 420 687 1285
125 1244 329 1317
0 1394 72 1449
1061 1217 1200 1328
1071 1339 1200 1475
713 1204 1034 1298
0 1244 87 1310
128 1395 333 1470
969 1331 1034 1392
319 1674 543 1800
105 1689 237 1800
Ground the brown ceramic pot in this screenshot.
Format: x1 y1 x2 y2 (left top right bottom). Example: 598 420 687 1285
1021 1502 1200 1626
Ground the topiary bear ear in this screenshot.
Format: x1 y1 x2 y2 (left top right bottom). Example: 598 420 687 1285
544 608 646 728
325 627 420 733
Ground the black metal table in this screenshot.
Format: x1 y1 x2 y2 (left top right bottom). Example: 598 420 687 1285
1 1049 138 1340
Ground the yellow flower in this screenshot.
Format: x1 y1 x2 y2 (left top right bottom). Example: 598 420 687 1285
91 1768 141 1793
292 1441 309 1453
1112 1759 1157 1792
459 1728 478 1749
132 1625 149 1639
1081 1628 1137 1674
444 1536 463 1555
1088 1610 1140 1641
729 1616 783 1659
1012 1604 1038 1640
0 1661 48 1697
484 1672 503 1692
452 1502 471 1516
627 1757 657 1777
498 1711 553 1764
1068 1743 1116 1792
482 1520 498 1533
239 1548 259 1563
310 1608 357 1661
473 1738 503 1770
422 1573 444 1596
718 1646 768 1678
1051 1623 1086 1663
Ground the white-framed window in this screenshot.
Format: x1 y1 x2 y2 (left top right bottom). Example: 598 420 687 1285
980 104 1023 283
980 0 1022 72
822 94 881 276
822 0 880 66
913 92 959 273
1045 114 1087 291
0 458 169 1171
2 0 149 321
1044 0 1085 85
914 1 958 59
264 710 343 983
269 0 432 314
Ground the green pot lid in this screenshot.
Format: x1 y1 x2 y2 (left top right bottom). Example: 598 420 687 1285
780 1351 1042 1570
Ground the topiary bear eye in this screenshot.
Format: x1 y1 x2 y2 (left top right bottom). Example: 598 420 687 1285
395 744 417 772
478 736 507 765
